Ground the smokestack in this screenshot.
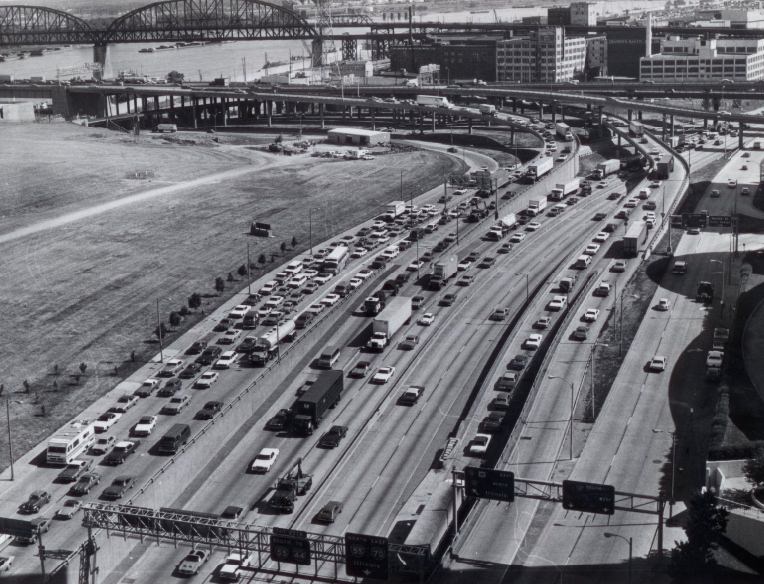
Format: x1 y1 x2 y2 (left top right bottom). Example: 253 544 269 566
645 11 653 58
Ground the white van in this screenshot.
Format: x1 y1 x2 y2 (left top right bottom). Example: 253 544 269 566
316 346 341 369
285 260 303 275
288 274 308 289
573 255 592 269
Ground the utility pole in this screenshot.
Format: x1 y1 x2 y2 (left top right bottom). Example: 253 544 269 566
155 298 164 363
6 398 13 480
246 242 252 296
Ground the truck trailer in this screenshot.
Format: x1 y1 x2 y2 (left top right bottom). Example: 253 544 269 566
290 370 343 435
527 157 554 181
622 220 647 258
429 255 458 290
486 213 516 240
655 154 674 179
416 95 452 108
549 178 580 201
367 296 412 351
479 104 497 117
628 121 644 137
250 320 295 365
386 200 406 217
594 159 620 179
555 122 573 140
527 196 548 217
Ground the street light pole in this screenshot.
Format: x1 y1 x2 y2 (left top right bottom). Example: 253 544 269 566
710 259 726 316
246 242 252 297
603 532 632 584
653 428 677 517
309 208 313 256
549 375 574 460
6 398 14 480
156 298 164 363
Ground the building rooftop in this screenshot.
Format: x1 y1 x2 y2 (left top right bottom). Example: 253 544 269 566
327 127 388 137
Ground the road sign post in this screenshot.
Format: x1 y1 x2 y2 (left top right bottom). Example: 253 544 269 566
270 527 311 566
345 532 389 580
463 466 515 502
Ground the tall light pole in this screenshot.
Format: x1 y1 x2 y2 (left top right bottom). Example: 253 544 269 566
603 532 632 584
6 398 14 480
710 259 726 316
155 298 164 363
549 375 575 460
309 208 313 257
652 427 677 517
246 242 252 297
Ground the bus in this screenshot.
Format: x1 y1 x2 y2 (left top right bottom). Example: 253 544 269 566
47 420 96 465
322 246 348 274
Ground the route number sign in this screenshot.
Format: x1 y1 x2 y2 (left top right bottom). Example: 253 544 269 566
270 527 311 565
345 532 389 579
562 480 615 515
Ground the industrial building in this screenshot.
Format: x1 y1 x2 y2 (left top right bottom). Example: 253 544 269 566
496 28 587 83
640 35 764 82
389 36 499 82
0 100 36 122
327 128 390 147
548 2 597 26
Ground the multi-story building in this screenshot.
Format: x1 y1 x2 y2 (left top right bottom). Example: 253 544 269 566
389 36 499 82
639 35 764 82
496 28 587 83
696 6 764 29
547 2 597 26
585 35 608 79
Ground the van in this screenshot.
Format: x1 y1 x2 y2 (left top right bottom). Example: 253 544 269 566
316 346 341 369
288 274 307 289
573 255 592 270
285 260 303 275
156 423 190 455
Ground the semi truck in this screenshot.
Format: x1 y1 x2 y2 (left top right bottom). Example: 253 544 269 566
290 370 343 435
549 178 580 201
250 320 295 365
696 281 714 304
655 154 674 179
527 196 548 217
386 200 406 218
416 95 453 108
628 121 644 137
555 122 573 140
486 213 516 240
622 220 647 258
363 290 386 316
527 157 554 181
367 296 412 351
593 159 620 179
479 104 497 117
429 255 458 290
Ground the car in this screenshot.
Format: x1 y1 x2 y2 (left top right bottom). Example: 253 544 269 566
14 517 50 544
91 435 116 455
594 281 612 297
70 472 101 496
547 296 567 311
643 201 657 210
104 440 139 465
510 232 526 243
507 354 529 371
605 194 620 203
321 294 341 307
458 274 475 286
161 393 191 414
250 448 279 473
710 189 720 198
611 261 627 273
93 411 122 433
498 243 512 254
533 316 551 330
196 345 222 365
219 329 241 344
583 308 600 322
213 318 231 332
177 550 208 576
439 294 457 307
264 409 291 431
179 362 202 379
479 412 505 433
649 355 667 372
399 334 420 350
196 400 223 420
650 181 661 189
741 164 748 171
526 222 541 232
214 351 238 370
111 394 138 413
357 268 373 281
194 371 219 389
372 366 396 384
135 378 160 397
314 274 332 285
350 248 368 259
419 313 435 326
489 394 511 410
572 326 589 341
593 232 609 243
742 186 750 196
656 298 671 311
347 277 363 290
523 334 543 350
133 415 158 437
687 227 701 235
490 308 509 321
318 425 348 448
184 340 208 355
55 499 82 520
102 475 135 500
218 551 251 581
316 500 344 523
158 377 183 396
479 256 496 268
706 350 724 368
728 179 737 188
406 259 424 272
457 260 472 271
262 310 286 326
584 243 601 256
468 434 491 457
398 385 425 405
56 459 92 483
0 556 15 573
411 295 425 310
158 358 185 377
624 199 637 209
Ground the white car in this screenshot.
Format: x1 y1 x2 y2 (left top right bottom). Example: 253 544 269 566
523 334 543 350
313 274 332 285
93 411 122 433
133 415 158 437
510 232 526 243
321 294 341 307
228 305 250 319
266 295 284 308
135 378 160 397
584 243 601 256
350 248 368 258
593 232 610 243
547 296 567 311
356 269 373 281
112 394 139 413
457 260 472 271
372 366 396 384
649 355 667 372
418 313 435 326
214 351 238 369
256 306 272 319
583 308 600 322
526 221 541 231
302 269 318 279
656 298 671 311
219 329 241 344
468 434 491 456
218 552 251 581
0 556 15 573
177 550 208 576
194 371 219 389
259 281 277 295
727 178 737 188
250 448 279 473
408 260 425 272
347 277 363 289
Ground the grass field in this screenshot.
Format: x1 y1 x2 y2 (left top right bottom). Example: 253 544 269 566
0 122 465 469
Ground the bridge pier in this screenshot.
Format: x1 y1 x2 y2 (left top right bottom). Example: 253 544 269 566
538 102 544 120
638 110 643 121
320 103 325 128
551 102 557 123
627 109 633 121
661 113 667 141
92 43 112 81
432 112 436 132
669 114 674 137
468 118 472 135
597 106 603 125
739 122 744 149
192 97 198 129
371 110 376 130
311 38 323 68
267 101 273 127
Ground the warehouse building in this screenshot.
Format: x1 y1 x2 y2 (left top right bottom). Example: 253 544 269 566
327 128 390 147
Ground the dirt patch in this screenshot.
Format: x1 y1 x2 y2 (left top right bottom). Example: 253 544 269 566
0 122 465 469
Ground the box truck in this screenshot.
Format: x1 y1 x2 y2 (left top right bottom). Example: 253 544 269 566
527 196 548 217
622 220 647 258
486 213 516 240
367 297 412 351
527 157 554 181
429 255 458 290
555 122 573 140
549 178 580 201
593 159 620 179
416 95 452 108
290 370 343 435
479 104 497 117
386 200 406 217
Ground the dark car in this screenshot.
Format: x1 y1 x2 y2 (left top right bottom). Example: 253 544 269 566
265 409 292 431
572 326 589 341
318 425 348 449
213 318 231 333
19 490 51 514
315 501 343 523
178 363 202 379
158 378 182 396
489 394 511 410
479 256 496 268
349 361 371 378
184 340 208 355
196 401 223 420
592 212 607 221
607 192 621 201
196 346 222 365
479 412 505 433
221 505 244 519
236 336 258 353
507 354 529 371
104 440 140 465
71 472 101 496
102 476 135 500
439 293 457 307
56 459 92 483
